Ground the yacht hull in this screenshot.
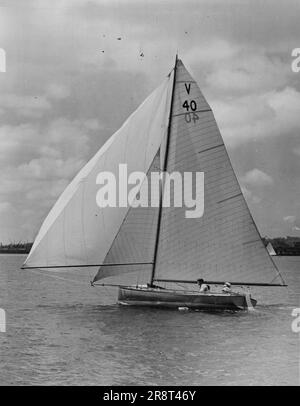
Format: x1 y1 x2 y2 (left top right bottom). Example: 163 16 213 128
118 286 257 310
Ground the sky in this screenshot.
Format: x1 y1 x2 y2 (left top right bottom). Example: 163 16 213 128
0 0 299 243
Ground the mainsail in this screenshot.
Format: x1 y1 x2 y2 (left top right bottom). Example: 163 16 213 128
153 60 284 286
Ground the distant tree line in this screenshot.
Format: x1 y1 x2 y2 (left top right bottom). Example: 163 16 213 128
0 242 33 254
1 237 300 255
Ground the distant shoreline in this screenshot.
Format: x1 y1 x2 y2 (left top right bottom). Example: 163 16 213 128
0 237 300 256
0 251 28 254
0 243 32 254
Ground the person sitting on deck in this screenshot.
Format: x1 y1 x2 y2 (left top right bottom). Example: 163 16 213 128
222 282 232 293
197 278 210 293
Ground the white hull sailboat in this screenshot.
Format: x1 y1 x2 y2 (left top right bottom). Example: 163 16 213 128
22 56 286 311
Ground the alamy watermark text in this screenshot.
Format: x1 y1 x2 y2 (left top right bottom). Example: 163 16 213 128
0 308 6 333
0 48 6 72
95 164 204 218
291 48 300 73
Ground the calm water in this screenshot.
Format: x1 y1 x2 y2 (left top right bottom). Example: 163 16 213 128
0 254 299 385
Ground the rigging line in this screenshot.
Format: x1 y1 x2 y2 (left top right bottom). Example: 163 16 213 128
25 268 98 290
22 261 154 270
154 278 287 287
269 273 288 290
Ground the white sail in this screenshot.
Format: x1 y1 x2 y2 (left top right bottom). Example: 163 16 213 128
24 72 174 270
267 242 277 256
154 60 285 285
93 153 160 282
24 57 285 289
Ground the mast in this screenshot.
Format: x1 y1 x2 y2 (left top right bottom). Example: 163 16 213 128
150 54 178 286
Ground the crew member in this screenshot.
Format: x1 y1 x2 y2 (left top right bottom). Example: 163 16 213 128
222 282 232 293
197 278 210 293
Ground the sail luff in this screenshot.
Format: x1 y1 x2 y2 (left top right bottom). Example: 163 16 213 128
150 55 178 286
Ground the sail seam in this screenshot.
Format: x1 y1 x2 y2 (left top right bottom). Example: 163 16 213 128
198 144 224 154
172 109 211 118
217 193 243 204
242 239 261 245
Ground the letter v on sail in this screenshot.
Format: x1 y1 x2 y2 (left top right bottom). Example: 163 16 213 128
22 56 287 311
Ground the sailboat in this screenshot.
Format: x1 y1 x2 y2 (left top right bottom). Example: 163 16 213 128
22 56 287 311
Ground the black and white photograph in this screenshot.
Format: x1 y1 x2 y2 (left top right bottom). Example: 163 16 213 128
0 0 299 389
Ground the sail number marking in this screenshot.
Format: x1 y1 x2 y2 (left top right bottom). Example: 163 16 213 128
182 99 197 111
182 101 199 123
185 112 199 123
182 82 199 123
